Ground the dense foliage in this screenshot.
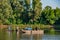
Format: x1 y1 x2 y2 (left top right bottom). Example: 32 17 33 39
0 0 60 25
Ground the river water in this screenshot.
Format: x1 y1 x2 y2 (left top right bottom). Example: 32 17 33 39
0 30 60 40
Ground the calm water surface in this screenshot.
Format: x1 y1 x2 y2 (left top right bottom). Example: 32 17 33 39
0 30 60 40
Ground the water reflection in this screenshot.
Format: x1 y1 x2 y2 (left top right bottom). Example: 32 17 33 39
16 31 20 40
42 35 60 40
0 31 60 40
6 31 12 40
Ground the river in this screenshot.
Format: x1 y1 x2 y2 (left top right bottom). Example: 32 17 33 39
0 30 60 40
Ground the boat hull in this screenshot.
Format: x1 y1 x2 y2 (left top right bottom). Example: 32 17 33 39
23 30 44 35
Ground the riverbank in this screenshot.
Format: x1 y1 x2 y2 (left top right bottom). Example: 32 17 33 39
0 24 60 35
0 24 52 30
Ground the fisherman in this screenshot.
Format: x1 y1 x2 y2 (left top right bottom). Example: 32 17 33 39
35 27 38 31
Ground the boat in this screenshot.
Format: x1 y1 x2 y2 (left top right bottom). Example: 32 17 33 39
22 30 44 35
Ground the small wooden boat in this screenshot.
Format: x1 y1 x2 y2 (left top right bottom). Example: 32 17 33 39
22 30 44 35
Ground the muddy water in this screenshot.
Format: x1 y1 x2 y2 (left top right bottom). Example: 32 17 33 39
0 30 60 40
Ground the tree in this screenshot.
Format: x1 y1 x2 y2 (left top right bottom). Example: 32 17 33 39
0 0 13 25
10 0 24 24
54 7 60 24
20 0 31 24
31 0 42 24
41 6 56 24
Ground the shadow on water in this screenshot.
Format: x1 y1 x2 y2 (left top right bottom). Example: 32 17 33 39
0 30 60 40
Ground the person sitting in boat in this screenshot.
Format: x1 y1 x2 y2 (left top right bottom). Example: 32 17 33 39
16 26 20 32
35 27 39 31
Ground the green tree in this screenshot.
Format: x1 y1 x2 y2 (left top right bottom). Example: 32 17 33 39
20 0 31 24
54 7 60 24
10 0 24 24
0 0 13 25
41 6 56 24
31 0 42 24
